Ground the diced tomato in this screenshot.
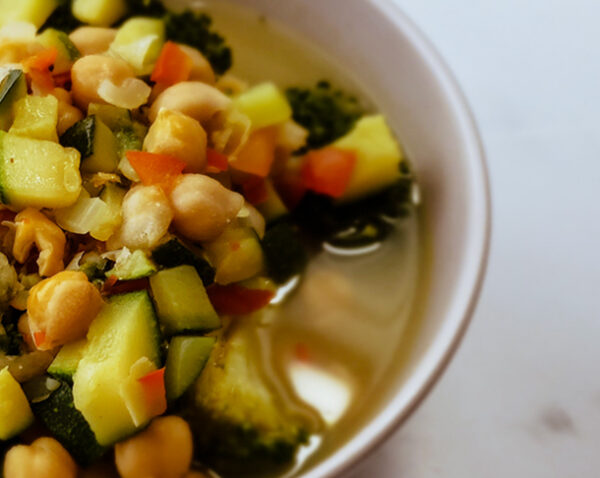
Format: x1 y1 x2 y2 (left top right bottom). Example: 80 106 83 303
206 148 229 172
150 41 193 86
274 169 307 210
207 284 275 315
24 47 59 95
241 177 268 205
33 331 46 349
301 148 357 198
126 151 186 193
138 368 167 417
24 47 58 71
230 127 277 177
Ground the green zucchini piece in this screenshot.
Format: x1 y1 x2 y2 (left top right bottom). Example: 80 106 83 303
151 238 215 286
106 249 157 281
110 17 165 75
87 103 132 131
32 381 106 466
165 336 215 402
60 116 119 173
0 0 60 28
0 367 34 441
149 265 220 336
261 221 308 284
47 339 87 384
204 226 264 285
72 0 127 26
37 28 81 75
72 291 162 446
0 70 27 131
0 131 81 209
9 95 59 142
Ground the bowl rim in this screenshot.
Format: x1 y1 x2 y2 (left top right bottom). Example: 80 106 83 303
298 1 492 477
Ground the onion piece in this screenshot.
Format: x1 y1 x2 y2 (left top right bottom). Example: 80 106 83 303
98 78 151 109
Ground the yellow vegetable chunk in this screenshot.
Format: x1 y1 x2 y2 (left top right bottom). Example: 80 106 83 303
72 0 127 27
10 95 59 142
333 115 404 202
233 82 292 130
0 367 34 440
0 131 81 209
0 0 59 28
110 17 165 75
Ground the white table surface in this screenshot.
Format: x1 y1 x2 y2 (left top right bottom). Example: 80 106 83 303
350 1 600 477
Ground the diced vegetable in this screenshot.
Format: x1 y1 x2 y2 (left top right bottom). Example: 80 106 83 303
234 82 292 130
301 147 357 198
206 148 229 172
120 362 167 425
165 336 215 402
261 221 308 284
9 95 59 142
31 381 106 465
151 238 215 286
207 284 275 316
0 70 27 131
61 116 120 173
72 0 128 26
149 265 220 336
37 28 81 75
87 103 132 131
47 339 87 384
106 249 157 281
0 367 34 441
229 127 277 177
151 41 193 86
126 151 186 192
110 17 165 75
0 0 59 28
204 225 264 285
257 179 288 223
72 291 162 446
333 115 404 201
0 131 81 209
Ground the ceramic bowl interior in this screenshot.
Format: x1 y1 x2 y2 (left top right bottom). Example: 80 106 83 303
171 0 490 476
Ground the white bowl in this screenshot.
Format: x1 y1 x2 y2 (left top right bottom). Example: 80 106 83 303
180 0 490 475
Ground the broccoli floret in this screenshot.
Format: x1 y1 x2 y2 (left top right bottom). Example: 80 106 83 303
40 1 81 33
0 308 23 356
183 323 309 473
163 10 232 75
286 81 364 151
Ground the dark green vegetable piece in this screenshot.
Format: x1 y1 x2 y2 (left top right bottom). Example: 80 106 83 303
41 1 81 33
163 10 232 75
261 222 308 284
125 0 167 17
0 308 23 356
286 80 364 151
151 238 215 286
165 336 215 402
31 381 107 466
183 323 309 474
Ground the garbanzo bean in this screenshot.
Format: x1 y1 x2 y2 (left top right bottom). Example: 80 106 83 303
3 437 77 478
144 109 207 173
149 82 231 125
69 27 117 56
170 174 244 242
177 44 215 84
71 55 135 110
115 416 193 478
12 208 66 277
57 102 84 136
109 185 173 250
27 271 104 350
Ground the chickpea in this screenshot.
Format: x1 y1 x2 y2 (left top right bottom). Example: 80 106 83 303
50 88 72 104
177 45 215 84
27 271 104 350
149 82 231 125
13 208 66 277
170 174 244 242
144 109 207 173
57 102 84 136
69 27 117 56
115 416 193 478
110 185 173 250
4 437 77 478
71 55 135 110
